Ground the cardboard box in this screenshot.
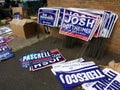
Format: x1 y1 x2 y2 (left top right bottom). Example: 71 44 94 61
12 7 28 18
1 18 11 24
39 24 46 34
10 19 37 39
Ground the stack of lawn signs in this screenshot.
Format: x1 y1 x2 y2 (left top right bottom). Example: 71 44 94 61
0 26 12 37
19 49 66 71
38 7 60 27
99 11 118 38
59 8 118 41
82 68 120 90
51 58 105 90
0 36 14 61
38 7 118 41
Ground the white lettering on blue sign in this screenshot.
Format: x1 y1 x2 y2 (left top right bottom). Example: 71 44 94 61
32 57 62 70
40 14 54 20
22 51 51 61
0 39 4 44
92 70 117 90
64 12 95 28
0 50 14 61
0 45 9 52
62 23 91 34
59 69 104 85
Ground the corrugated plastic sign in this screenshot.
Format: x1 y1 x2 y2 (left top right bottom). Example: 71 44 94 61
51 58 105 90
82 68 120 90
19 50 52 69
38 8 60 27
59 9 100 41
19 49 66 71
0 37 14 61
29 49 66 71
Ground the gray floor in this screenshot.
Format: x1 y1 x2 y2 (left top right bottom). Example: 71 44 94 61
0 36 120 90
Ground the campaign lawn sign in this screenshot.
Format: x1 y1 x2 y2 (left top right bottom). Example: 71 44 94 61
0 36 14 61
19 49 66 71
100 11 118 38
38 7 118 39
0 26 12 36
59 8 100 41
73 8 105 38
58 8 65 27
59 8 118 40
29 49 66 71
19 50 52 69
51 58 105 90
82 68 120 90
38 7 60 27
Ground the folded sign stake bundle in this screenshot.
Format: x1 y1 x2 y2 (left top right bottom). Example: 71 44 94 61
38 7 118 41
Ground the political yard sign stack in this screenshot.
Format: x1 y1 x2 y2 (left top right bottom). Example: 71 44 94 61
38 7 118 41
51 58 120 90
0 36 14 61
19 49 66 71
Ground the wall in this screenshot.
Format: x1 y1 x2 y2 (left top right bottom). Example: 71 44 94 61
48 0 120 55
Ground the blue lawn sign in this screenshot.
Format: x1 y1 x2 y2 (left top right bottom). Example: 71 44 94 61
0 49 14 61
51 59 105 90
0 37 5 44
38 7 60 27
19 50 52 69
74 8 105 38
29 49 66 71
100 11 118 38
0 37 14 61
19 49 66 71
59 8 100 41
58 8 65 27
37 7 118 40
13 12 21 20
82 68 120 90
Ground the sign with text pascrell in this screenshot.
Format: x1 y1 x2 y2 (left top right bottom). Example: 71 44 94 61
59 9 100 41
30 49 66 71
19 49 66 71
19 50 52 69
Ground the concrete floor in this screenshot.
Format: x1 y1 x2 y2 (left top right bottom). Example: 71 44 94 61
0 35 120 90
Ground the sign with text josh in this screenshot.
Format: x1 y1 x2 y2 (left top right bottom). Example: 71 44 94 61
59 9 100 41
